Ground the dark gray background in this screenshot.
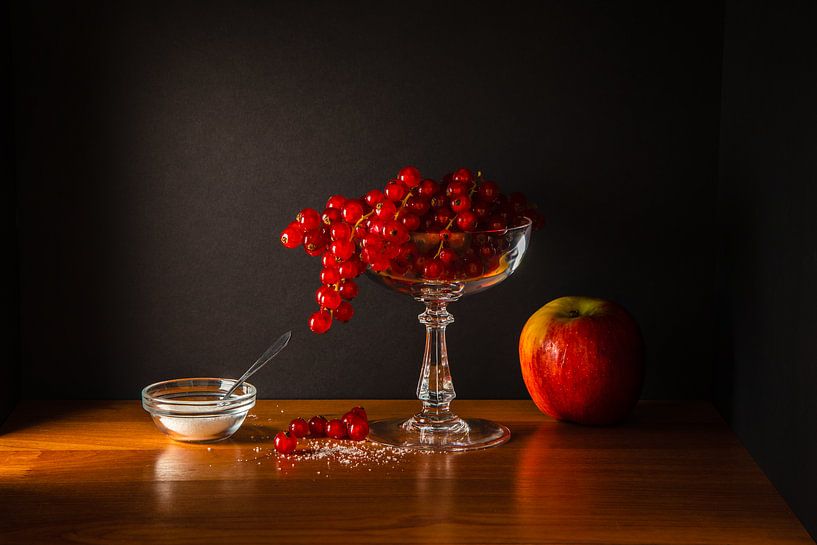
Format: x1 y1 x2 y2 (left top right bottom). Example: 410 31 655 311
5 0 816 537
10 0 722 400
715 0 817 537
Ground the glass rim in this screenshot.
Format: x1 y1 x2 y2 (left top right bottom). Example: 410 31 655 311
141 377 257 408
411 215 533 237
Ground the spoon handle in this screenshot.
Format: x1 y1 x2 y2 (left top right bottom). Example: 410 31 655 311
222 330 292 399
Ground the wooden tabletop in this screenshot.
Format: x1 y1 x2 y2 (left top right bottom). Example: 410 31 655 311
0 400 811 544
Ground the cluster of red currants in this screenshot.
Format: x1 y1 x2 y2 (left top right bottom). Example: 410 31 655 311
273 406 369 455
280 166 543 334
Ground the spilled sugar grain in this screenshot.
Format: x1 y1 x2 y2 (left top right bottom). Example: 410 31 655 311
236 438 436 472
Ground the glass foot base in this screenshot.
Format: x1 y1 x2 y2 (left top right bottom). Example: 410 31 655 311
368 416 511 452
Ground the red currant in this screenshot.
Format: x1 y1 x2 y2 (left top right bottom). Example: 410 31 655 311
342 200 365 223
446 180 469 198
337 259 361 279
384 180 408 202
399 212 420 231
297 208 321 231
383 221 409 244
430 194 449 210
320 267 340 285
330 239 355 261
464 260 483 278
375 199 397 218
406 196 430 216
326 418 347 439
418 178 439 198
452 168 473 184
350 406 367 421
274 431 297 454
434 207 454 227
438 248 458 266
472 201 491 219
289 417 309 438
308 415 328 437
322 208 342 225
338 279 358 299
316 286 341 310
347 416 369 441
450 195 471 213
308 309 332 334
303 230 327 256
422 260 443 279
486 216 507 231
335 301 354 322
326 194 347 210
364 189 385 207
456 210 478 232
397 166 422 188
477 180 499 202
322 252 341 269
280 223 304 248
329 222 351 241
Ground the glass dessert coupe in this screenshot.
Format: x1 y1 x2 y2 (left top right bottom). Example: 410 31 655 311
366 217 532 451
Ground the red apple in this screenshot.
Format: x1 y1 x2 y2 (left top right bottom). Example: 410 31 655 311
519 296 644 425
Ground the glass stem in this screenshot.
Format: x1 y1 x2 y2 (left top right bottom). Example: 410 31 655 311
415 300 458 424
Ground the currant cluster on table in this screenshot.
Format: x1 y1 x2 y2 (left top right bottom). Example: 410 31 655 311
273 406 369 455
279 166 543 334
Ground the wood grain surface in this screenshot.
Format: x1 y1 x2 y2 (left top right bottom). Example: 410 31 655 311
0 400 812 544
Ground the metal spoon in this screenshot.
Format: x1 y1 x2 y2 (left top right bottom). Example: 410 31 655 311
221 331 292 400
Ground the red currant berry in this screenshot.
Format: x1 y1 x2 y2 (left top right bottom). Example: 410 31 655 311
320 267 340 285
341 410 357 428
316 286 341 310
329 222 352 241
326 418 347 439
347 416 369 441
399 212 421 231
509 192 528 214
370 257 390 272
375 199 397 218
338 279 359 300
452 168 473 184
335 300 354 322
430 194 449 209
438 248 458 266
456 210 478 232
472 201 491 219
450 195 471 213
477 180 499 202
397 166 422 187
398 242 419 262
326 194 347 210
422 259 443 279
383 221 409 244
364 189 385 207
303 230 327 256
337 260 359 280
273 431 297 454
330 239 355 261
486 216 507 231
322 252 341 268
384 180 408 202
418 178 440 198
350 406 367 421
434 207 454 227
406 196 430 216
280 223 304 249
297 208 321 231
308 415 328 437
342 200 365 223
322 208 342 225
289 417 309 438
446 180 469 198
308 309 332 334
361 233 385 252
464 260 484 278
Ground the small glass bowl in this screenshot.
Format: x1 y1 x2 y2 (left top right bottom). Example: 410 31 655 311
141 378 256 443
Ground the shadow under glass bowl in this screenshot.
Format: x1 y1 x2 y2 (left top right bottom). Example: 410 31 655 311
141 378 256 443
